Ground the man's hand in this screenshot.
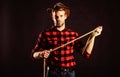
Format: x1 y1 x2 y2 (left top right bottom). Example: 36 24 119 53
33 49 52 59
92 26 103 37
42 50 51 59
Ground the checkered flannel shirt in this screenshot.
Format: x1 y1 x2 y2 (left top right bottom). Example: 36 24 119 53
32 26 90 68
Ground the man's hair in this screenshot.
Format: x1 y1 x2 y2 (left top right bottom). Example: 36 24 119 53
47 2 70 17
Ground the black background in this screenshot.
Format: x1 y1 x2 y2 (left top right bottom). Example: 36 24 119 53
0 0 119 77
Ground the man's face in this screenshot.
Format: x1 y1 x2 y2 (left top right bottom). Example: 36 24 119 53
55 10 67 27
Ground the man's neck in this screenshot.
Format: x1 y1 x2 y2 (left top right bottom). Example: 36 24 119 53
56 24 65 31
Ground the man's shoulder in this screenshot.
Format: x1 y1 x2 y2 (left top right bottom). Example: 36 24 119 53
65 27 79 37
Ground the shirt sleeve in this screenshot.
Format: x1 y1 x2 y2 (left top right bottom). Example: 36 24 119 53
73 32 84 53
31 32 46 56
73 33 91 59
74 39 84 53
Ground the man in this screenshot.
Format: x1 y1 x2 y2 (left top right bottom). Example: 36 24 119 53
32 2 103 77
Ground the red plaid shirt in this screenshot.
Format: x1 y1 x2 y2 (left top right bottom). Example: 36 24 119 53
32 26 90 68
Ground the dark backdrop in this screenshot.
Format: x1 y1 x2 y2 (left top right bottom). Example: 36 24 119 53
0 0 119 77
